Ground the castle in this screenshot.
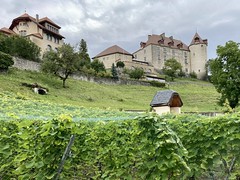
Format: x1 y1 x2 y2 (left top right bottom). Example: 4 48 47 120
1 13 207 79
0 13 64 56
94 33 208 79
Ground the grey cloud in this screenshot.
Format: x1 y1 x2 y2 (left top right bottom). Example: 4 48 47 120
1 0 240 59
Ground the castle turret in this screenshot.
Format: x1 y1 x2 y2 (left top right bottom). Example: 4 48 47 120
189 33 208 79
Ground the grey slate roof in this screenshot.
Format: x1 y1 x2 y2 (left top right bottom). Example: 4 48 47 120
150 90 183 107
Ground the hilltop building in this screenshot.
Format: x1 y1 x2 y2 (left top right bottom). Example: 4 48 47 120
134 33 208 79
93 45 156 75
0 13 64 56
94 33 208 79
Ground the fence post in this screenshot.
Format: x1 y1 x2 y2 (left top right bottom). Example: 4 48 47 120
55 134 75 180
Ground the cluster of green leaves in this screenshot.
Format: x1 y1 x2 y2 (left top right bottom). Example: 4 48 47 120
0 115 190 179
0 51 14 71
42 43 79 88
148 80 166 88
209 40 240 109
0 34 40 61
162 58 182 81
41 40 107 87
111 63 118 80
124 67 145 80
167 113 240 179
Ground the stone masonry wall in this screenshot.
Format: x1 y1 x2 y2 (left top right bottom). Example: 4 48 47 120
12 57 151 86
13 57 41 72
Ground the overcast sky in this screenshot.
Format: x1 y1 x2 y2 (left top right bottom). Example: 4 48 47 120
0 0 239 59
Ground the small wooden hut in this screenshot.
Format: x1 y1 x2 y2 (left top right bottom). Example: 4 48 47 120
150 90 183 115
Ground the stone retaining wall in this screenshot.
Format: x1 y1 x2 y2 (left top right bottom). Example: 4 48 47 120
12 58 152 86
13 57 41 72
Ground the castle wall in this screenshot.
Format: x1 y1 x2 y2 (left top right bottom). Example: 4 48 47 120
134 45 191 74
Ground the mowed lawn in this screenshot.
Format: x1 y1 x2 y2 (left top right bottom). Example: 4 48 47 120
0 68 222 112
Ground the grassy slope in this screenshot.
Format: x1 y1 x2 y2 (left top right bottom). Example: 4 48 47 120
0 68 222 112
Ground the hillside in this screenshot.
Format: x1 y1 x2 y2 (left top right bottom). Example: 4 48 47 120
0 68 221 112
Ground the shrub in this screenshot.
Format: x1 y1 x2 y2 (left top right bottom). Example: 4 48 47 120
189 71 197 79
116 61 125 68
0 35 40 62
178 70 186 77
0 51 14 71
149 80 165 87
128 67 144 79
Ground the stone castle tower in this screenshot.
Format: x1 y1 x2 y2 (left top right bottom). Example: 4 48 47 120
189 33 208 79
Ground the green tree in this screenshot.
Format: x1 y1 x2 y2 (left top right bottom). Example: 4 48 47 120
41 43 79 88
111 63 118 80
209 41 240 109
0 51 14 71
128 67 144 79
0 35 40 61
162 58 182 81
78 39 91 69
116 61 125 68
90 59 106 74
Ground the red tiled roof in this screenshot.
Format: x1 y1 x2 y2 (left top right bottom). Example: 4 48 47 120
39 17 61 29
9 13 36 29
8 13 64 38
94 45 132 58
0 27 16 35
140 33 189 51
190 32 208 46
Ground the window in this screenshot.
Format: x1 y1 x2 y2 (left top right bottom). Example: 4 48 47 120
19 30 26 36
134 54 137 59
47 45 52 51
185 68 188 72
144 49 146 54
144 57 146 61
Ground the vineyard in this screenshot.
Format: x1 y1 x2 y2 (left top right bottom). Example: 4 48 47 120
0 90 239 179
0 91 139 121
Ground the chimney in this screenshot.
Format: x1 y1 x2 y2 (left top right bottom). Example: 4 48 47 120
140 42 146 48
36 14 39 33
36 14 39 23
160 33 165 37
